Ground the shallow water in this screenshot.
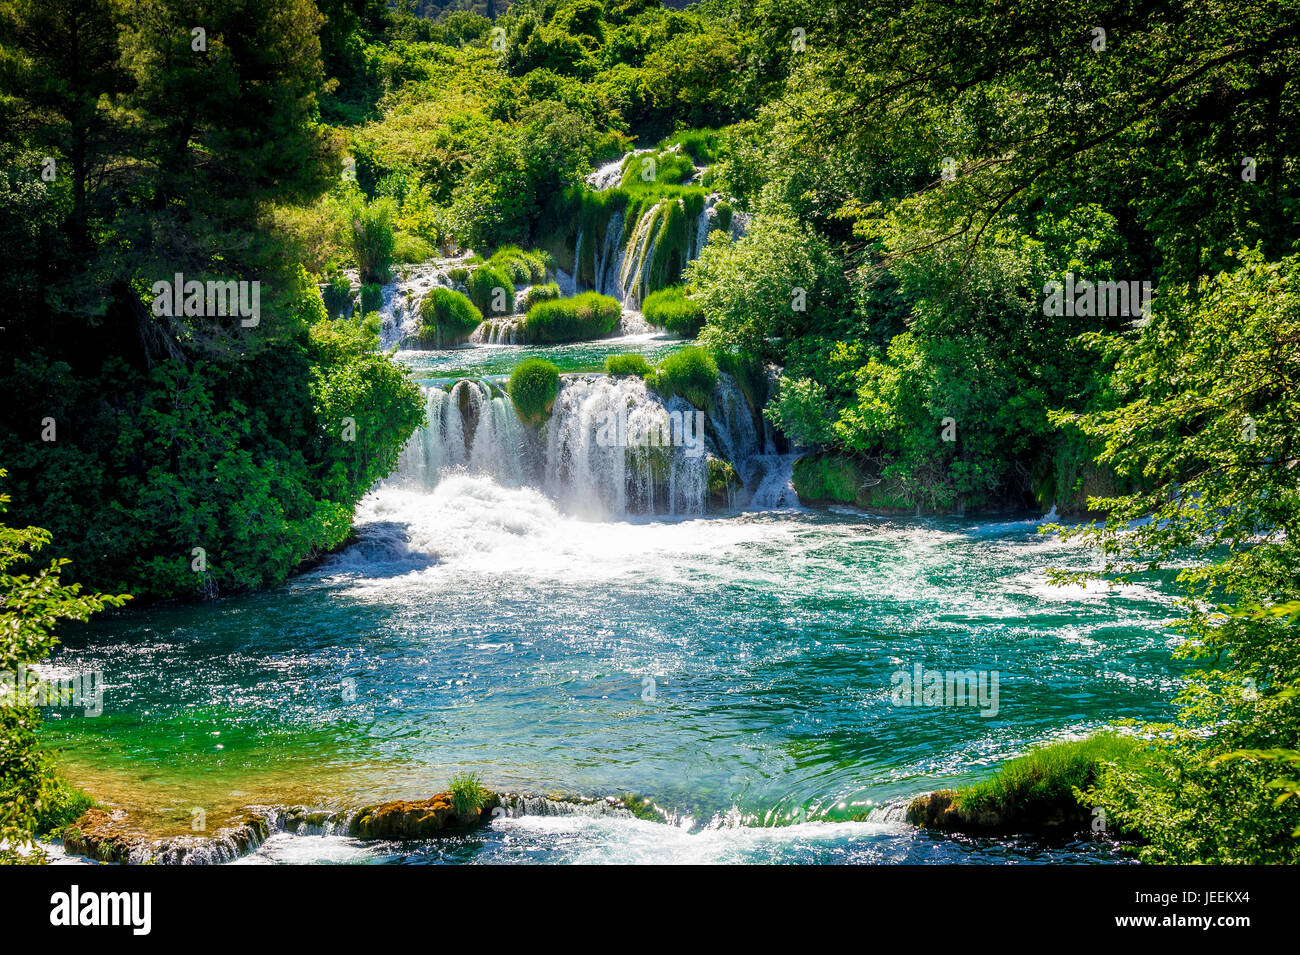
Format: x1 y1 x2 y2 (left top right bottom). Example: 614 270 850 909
396 332 685 383
43 476 1182 864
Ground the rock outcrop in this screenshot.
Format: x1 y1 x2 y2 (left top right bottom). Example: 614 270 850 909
349 791 503 839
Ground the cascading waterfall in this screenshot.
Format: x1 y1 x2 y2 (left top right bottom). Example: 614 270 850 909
373 260 470 349
392 379 525 490
385 372 793 518
543 375 707 518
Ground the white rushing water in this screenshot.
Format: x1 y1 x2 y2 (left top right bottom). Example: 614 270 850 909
386 372 796 519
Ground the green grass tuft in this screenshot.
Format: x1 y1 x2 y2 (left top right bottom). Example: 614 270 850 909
524 292 621 343
647 345 718 408
448 772 488 816
955 732 1145 826
467 265 515 316
605 353 653 377
642 286 705 337
418 286 482 346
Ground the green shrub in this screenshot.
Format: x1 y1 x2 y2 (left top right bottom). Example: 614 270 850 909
620 148 696 190
508 358 560 426
359 282 384 315
648 345 718 407
524 292 621 343
418 287 483 346
321 271 353 318
35 777 97 838
662 129 722 165
605 353 653 376
489 246 549 285
344 193 396 284
447 266 469 285
448 772 488 816
467 265 516 316
522 281 561 311
393 232 435 263
642 286 705 337
713 200 733 233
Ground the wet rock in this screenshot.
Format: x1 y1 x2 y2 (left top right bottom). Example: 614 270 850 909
350 791 502 839
62 808 271 864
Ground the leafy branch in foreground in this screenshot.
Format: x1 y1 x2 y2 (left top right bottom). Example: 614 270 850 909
0 471 129 864
1048 251 1300 863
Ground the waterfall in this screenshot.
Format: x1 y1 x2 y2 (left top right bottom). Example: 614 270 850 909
543 376 707 518
372 258 473 349
392 380 525 490
386 371 796 517
469 317 526 345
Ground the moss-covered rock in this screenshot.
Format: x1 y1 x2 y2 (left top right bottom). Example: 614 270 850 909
350 791 502 839
416 286 482 347
61 807 271 864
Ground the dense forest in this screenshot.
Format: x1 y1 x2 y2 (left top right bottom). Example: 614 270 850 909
1 0 1298 866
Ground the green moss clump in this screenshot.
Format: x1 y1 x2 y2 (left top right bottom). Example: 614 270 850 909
447 266 469 285
792 454 861 504
619 148 696 190
322 270 354 318
605 353 653 376
468 265 516 316
713 200 733 233
707 454 741 506
508 358 560 426
660 129 722 165
621 793 662 823
359 282 384 315
524 292 621 343
522 281 561 311
647 345 718 408
642 286 705 337
394 232 435 263
418 286 482 347
489 245 548 285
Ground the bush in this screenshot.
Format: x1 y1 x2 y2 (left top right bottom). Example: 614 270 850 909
648 345 718 407
448 772 488 816
418 287 483 346
605 353 653 376
35 777 97 838
321 271 353 318
620 148 696 190
522 281 561 311
359 282 384 315
713 200 733 233
508 358 560 426
524 292 621 343
344 193 397 284
489 245 548 284
642 286 705 337
447 266 469 285
467 265 516 316
393 232 436 263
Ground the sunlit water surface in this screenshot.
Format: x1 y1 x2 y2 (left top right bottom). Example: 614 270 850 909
43 475 1182 864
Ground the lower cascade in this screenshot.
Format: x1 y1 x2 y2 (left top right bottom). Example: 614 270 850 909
387 372 798 518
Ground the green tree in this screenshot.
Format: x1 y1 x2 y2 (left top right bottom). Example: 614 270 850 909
0 472 128 864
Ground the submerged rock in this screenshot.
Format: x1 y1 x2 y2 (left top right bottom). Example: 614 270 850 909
62 807 271 864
